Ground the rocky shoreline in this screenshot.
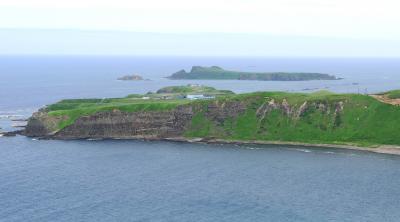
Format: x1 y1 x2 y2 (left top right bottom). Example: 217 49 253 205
0 130 24 137
147 137 400 156
146 137 400 156
172 138 400 156
10 130 400 156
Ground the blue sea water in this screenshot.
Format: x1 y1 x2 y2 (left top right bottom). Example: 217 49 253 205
1 56 400 221
2 138 400 222
1 56 400 113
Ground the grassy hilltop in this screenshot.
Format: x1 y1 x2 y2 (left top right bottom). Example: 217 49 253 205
32 87 400 148
185 90 400 147
167 66 339 81
45 85 232 129
387 90 400 99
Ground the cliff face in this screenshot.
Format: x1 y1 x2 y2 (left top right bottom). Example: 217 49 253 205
22 90 400 146
203 100 247 123
56 108 193 139
25 106 194 139
24 97 344 140
24 109 67 137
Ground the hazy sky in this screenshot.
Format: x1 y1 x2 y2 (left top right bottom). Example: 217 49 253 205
1 0 399 56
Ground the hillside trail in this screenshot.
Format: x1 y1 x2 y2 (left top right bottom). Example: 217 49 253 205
371 95 400 106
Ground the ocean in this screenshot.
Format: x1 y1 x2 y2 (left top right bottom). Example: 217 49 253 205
1 56 400 221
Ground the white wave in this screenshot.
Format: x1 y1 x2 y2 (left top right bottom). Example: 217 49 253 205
87 138 103 141
0 114 24 119
294 148 312 153
243 146 262 150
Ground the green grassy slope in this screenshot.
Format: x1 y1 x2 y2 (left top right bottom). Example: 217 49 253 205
46 85 232 129
387 90 400 99
41 88 400 147
155 85 234 95
185 91 400 147
47 98 190 129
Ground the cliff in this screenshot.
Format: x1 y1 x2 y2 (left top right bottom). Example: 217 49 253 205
167 66 340 81
24 89 400 148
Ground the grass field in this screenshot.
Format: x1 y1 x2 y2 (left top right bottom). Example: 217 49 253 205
387 90 400 99
46 85 233 129
185 91 400 147
47 98 190 129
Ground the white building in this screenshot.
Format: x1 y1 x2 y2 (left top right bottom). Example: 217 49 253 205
186 95 215 100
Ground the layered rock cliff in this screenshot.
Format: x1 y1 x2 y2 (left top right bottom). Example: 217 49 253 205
23 88 400 148
24 95 346 141
25 106 194 139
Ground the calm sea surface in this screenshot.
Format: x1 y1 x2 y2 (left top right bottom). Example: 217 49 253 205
1 56 400 221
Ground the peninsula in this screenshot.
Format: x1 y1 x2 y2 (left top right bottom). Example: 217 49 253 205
167 66 340 81
23 87 400 154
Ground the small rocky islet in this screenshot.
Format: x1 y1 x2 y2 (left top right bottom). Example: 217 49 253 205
117 74 145 81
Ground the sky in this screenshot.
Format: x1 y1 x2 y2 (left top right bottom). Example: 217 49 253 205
0 0 399 56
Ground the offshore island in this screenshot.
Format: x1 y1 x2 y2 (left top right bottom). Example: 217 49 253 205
117 74 144 81
22 85 400 155
167 66 340 81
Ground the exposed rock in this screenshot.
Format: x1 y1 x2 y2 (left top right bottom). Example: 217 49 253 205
256 99 344 122
317 103 328 113
1 130 24 137
205 101 246 125
117 74 144 81
281 99 292 116
295 101 309 119
333 101 344 127
24 98 346 140
256 99 278 121
25 105 193 139
335 101 344 114
24 110 67 137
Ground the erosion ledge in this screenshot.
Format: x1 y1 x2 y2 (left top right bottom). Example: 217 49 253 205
23 88 400 154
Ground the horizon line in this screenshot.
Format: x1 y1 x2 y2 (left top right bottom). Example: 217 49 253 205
0 27 394 42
